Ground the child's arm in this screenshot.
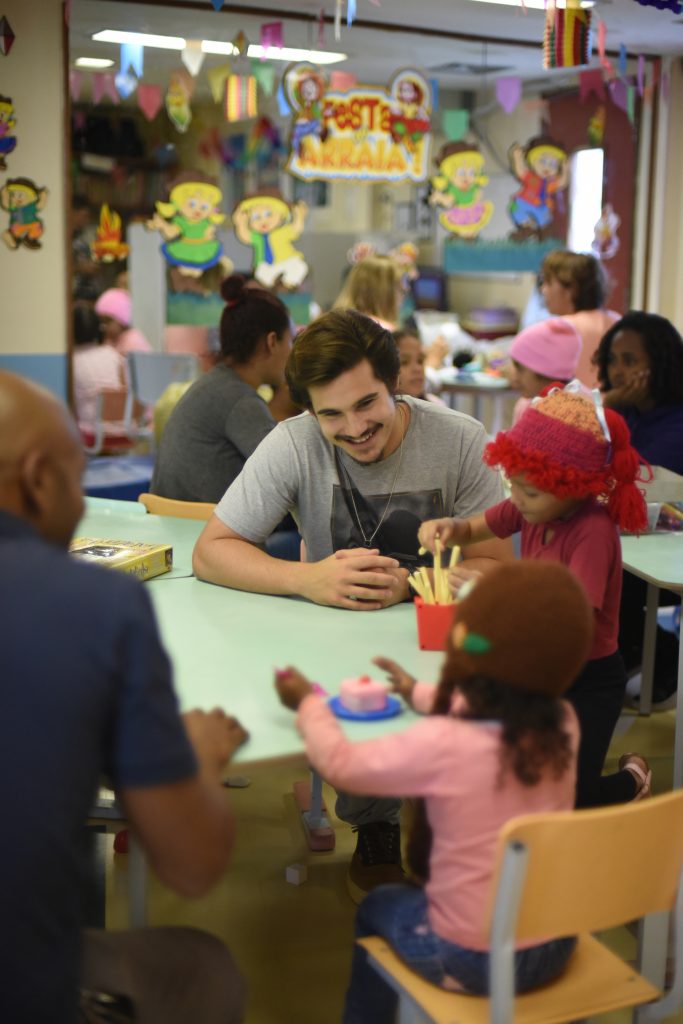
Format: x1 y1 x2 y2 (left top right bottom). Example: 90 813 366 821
372 657 438 714
418 513 495 554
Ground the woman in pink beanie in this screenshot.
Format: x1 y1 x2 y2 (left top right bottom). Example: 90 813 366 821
94 288 152 355
508 317 582 423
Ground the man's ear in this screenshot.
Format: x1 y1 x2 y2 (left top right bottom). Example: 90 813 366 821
17 449 50 520
264 330 279 355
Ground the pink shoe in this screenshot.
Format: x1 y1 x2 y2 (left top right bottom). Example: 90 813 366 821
619 753 652 800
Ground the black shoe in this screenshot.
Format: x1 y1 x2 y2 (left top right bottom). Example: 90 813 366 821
347 822 404 904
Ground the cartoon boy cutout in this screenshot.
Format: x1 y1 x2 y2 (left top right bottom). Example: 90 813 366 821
0 96 17 171
232 192 309 289
429 141 493 239
507 135 569 241
1 178 48 250
290 70 328 155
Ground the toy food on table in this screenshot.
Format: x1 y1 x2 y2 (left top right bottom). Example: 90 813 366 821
338 675 389 714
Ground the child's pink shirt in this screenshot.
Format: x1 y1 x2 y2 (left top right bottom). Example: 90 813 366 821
485 498 621 659
297 689 578 951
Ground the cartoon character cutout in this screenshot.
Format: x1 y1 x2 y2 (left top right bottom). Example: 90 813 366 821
232 192 309 289
507 135 569 241
147 173 230 278
0 95 17 170
91 204 129 263
388 72 431 155
592 203 620 261
429 142 494 239
165 70 193 133
285 65 329 156
1 177 48 250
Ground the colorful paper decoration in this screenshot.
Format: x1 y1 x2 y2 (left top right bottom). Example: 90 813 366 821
592 203 620 260
284 65 433 184
91 204 130 262
1 178 48 250
137 84 163 121
634 0 681 11
544 4 591 69
579 70 606 102
507 135 569 241
250 58 276 96
597 20 614 77
442 109 469 141
225 75 257 122
587 105 606 146
211 0 225 10
146 172 228 277
207 62 231 103
233 31 248 55
608 78 629 113
390 241 419 284
429 141 493 239
181 40 205 77
0 94 17 170
69 69 83 101
92 72 119 105
0 16 15 57
232 190 309 288
166 70 193 132
260 21 283 57
121 42 143 78
495 77 522 114
347 0 357 25
115 71 137 99
329 70 357 92
619 44 628 78
638 55 646 96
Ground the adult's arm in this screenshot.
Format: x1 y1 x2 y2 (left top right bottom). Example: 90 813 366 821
118 710 248 898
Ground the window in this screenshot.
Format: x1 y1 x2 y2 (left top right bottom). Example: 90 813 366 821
567 147 604 253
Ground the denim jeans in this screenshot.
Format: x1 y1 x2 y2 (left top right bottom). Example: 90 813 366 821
342 884 577 1024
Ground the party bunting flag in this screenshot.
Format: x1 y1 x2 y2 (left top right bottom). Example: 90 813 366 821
429 78 439 112
208 62 231 103
597 20 615 76
92 72 119 105
579 69 606 102
627 85 635 123
495 76 521 114
181 40 205 77
276 81 289 116
233 31 248 55
334 0 342 40
69 68 83 101
442 109 469 141
619 44 627 78
250 58 275 96
608 77 628 113
329 70 357 91
225 75 257 122
121 42 143 78
137 83 163 121
211 0 225 10
347 0 356 25
0 15 15 56
637 55 645 96
260 22 283 58
115 71 137 99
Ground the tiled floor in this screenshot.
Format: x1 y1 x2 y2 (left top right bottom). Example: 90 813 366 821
102 708 683 1024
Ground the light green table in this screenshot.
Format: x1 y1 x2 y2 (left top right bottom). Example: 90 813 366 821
621 532 683 784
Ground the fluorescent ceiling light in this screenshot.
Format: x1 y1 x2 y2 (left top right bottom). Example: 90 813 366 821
75 56 115 68
92 29 347 64
465 0 594 7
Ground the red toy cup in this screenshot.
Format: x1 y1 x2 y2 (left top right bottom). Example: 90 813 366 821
414 597 457 651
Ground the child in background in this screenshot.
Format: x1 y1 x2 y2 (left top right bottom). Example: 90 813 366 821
507 318 582 423
334 255 403 330
276 561 592 1021
419 384 651 808
72 302 129 448
393 329 445 405
94 288 152 355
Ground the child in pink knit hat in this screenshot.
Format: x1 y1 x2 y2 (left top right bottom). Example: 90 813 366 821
508 318 582 423
94 288 152 356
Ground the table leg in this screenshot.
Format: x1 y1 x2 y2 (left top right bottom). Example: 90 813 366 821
293 770 336 851
638 583 659 716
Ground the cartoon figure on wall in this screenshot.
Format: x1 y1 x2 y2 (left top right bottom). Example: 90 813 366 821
232 191 309 289
592 203 621 261
286 66 329 156
429 141 494 239
0 95 17 170
388 71 431 155
91 204 130 263
147 172 231 278
1 177 47 250
507 135 569 241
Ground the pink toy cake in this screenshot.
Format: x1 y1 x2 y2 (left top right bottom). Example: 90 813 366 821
338 674 389 714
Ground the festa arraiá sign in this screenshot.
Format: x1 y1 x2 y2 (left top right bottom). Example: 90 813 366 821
284 64 433 184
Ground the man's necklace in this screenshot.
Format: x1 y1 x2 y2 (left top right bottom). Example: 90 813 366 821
340 403 406 549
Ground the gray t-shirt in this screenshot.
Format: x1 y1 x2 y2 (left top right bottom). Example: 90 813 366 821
151 364 275 504
215 396 504 564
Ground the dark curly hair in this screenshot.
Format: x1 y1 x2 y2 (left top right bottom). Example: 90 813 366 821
406 658 573 882
594 311 683 406
219 274 290 365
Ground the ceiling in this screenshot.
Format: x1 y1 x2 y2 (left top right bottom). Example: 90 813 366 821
71 0 683 97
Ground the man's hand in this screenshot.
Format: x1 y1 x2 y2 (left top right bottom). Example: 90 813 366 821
275 667 313 710
301 549 402 610
447 566 483 599
182 709 249 782
602 371 650 410
373 655 416 703
418 517 470 554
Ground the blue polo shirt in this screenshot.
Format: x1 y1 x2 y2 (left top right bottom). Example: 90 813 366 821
0 511 197 1023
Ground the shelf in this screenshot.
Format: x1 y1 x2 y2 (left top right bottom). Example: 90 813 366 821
443 238 564 275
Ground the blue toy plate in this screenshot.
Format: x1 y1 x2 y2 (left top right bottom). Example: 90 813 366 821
328 694 403 721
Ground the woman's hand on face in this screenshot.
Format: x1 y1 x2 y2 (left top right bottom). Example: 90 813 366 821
603 370 650 409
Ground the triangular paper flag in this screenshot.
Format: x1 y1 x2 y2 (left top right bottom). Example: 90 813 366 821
618 44 627 78
137 84 163 121
579 69 605 102
233 31 248 55
608 78 628 113
637 55 645 97
181 39 205 77
121 41 143 78
260 21 283 59
330 70 357 92
429 78 439 113
115 71 137 99
495 76 521 114
347 0 356 25
250 59 276 96
69 69 83 101
211 0 225 10
207 62 231 103
442 109 469 141
277 82 289 116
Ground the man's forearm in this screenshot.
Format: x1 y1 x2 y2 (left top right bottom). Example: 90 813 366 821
193 536 310 597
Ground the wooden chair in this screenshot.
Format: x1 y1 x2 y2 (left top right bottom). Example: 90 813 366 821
137 492 215 521
359 791 683 1024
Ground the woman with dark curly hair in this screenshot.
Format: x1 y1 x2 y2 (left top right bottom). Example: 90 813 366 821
595 311 683 475
595 311 683 710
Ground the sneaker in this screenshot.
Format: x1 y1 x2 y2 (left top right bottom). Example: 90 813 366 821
624 672 677 712
347 822 404 904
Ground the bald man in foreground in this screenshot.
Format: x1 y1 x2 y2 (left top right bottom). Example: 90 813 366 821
0 370 247 1024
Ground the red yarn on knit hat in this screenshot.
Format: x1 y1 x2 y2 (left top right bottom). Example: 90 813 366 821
484 385 650 532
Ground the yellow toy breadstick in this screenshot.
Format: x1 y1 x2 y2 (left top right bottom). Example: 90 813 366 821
408 571 428 601
449 544 461 568
434 537 446 604
417 566 435 604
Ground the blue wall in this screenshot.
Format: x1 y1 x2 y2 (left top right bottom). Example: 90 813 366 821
0 354 68 401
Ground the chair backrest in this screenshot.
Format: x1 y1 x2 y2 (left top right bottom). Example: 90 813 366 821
126 352 200 406
491 790 683 943
81 388 134 456
137 492 215 521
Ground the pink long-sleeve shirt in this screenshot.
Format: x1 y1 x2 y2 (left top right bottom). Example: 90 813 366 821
297 683 579 950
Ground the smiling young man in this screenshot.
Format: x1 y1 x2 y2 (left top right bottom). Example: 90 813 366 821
193 310 511 899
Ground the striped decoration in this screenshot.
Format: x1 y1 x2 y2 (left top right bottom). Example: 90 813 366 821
544 5 591 69
225 75 258 122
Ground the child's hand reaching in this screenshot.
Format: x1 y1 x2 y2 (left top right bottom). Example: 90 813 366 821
373 656 417 705
418 517 470 554
448 566 483 599
275 667 314 711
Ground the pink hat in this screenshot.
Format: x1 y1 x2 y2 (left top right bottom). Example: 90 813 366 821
95 288 132 328
509 318 581 381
